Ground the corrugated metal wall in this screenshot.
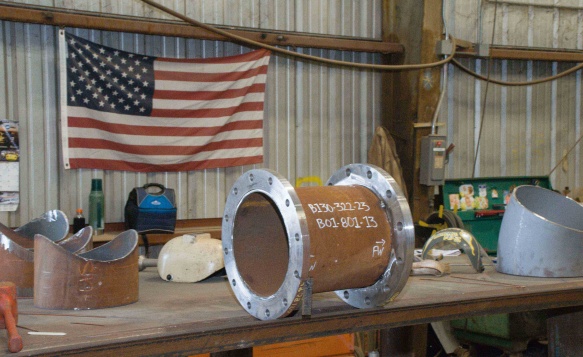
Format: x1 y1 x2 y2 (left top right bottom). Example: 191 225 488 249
0 1 382 226
444 0 583 196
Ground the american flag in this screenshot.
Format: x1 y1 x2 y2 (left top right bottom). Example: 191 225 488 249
60 32 270 172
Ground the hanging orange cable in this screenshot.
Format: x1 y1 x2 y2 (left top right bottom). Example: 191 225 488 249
452 58 583 86
139 0 456 71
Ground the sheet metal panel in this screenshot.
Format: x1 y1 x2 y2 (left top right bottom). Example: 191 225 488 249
445 56 549 180
447 0 480 42
445 59 471 179
0 2 381 225
504 61 528 177
0 23 11 226
478 1 581 49
577 14 582 187
441 0 583 195
1 22 63 227
445 0 583 195
555 62 579 189
505 4 529 47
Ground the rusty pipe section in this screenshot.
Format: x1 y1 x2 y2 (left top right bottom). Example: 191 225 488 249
223 164 414 320
297 185 392 292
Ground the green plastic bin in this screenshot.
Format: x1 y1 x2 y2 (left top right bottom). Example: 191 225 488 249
443 176 552 353
442 176 551 253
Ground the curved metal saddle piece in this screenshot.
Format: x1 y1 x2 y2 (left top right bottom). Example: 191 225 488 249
0 234 34 297
0 215 90 297
57 226 93 254
34 230 139 310
14 210 69 248
421 228 485 273
0 210 69 250
0 222 34 250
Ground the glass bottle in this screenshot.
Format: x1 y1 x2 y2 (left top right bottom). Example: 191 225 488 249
73 208 86 233
88 178 105 235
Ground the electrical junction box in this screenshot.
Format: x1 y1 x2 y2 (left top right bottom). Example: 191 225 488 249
419 135 447 186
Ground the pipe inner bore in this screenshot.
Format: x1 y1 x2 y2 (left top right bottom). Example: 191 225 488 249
232 192 290 298
515 186 583 231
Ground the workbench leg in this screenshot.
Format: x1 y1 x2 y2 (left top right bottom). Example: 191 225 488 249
379 324 427 357
210 348 253 357
548 309 583 357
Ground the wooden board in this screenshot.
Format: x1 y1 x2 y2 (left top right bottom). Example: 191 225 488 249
254 335 354 357
4 265 583 356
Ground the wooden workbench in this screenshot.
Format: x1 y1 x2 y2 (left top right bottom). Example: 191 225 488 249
4 265 583 356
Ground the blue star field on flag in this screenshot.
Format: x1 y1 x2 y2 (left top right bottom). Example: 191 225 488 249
66 33 155 116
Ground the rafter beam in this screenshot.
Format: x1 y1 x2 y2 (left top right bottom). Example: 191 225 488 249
0 2 403 54
457 46 583 62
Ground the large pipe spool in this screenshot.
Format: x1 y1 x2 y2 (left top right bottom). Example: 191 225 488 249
222 164 414 320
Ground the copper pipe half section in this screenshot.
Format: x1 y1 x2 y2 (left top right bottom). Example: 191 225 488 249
34 230 138 310
0 235 33 298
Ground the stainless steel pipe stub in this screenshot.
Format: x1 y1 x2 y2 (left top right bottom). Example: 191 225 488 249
222 164 414 320
497 185 583 277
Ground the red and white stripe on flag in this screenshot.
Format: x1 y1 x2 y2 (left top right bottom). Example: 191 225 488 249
60 31 270 172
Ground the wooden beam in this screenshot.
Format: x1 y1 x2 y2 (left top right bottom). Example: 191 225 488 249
489 0 583 11
380 0 421 205
456 46 583 62
412 0 444 236
0 3 403 54
491 47 583 62
379 4 429 353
